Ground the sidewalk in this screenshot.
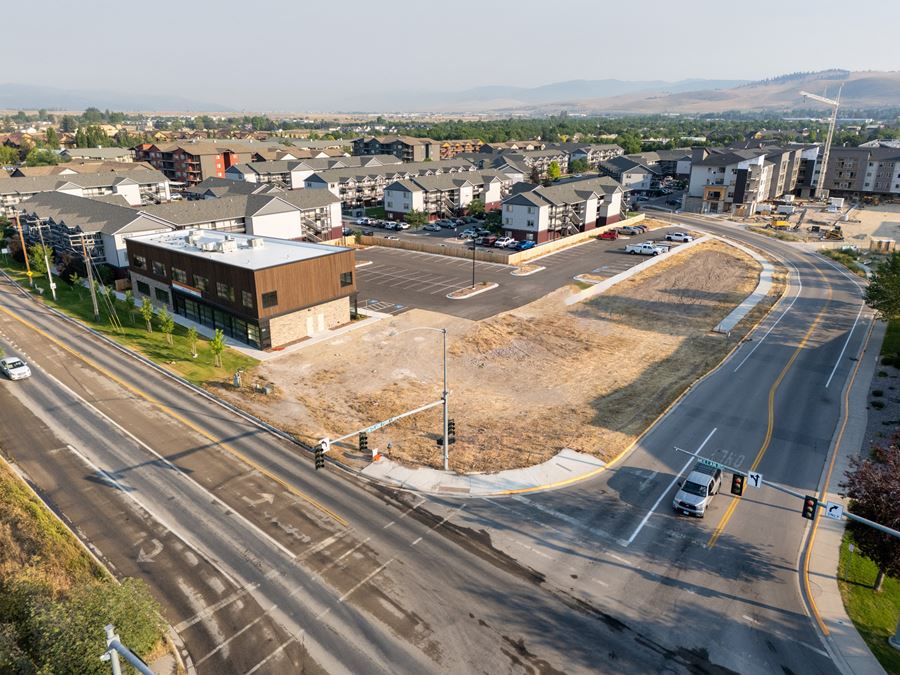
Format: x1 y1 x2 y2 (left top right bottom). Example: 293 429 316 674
808 317 887 675
360 448 606 497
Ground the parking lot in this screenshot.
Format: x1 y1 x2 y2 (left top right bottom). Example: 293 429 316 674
356 226 685 320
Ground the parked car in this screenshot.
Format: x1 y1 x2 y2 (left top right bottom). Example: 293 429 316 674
672 463 722 518
475 228 492 236
598 230 618 240
455 218 467 225
618 226 642 236
423 223 442 232
632 224 648 233
383 221 398 230
362 229 374 236
514 240 536 251
0 356 31 380
625 242 669 256
384 234 400 240
666 231 694 242
458 229 477 239
395 222 410 230
435 219 454 228
505 239 521 249
494 236 516 248
356 217 370 225
475 235 497 246
341 226 352 236
666 198 682 206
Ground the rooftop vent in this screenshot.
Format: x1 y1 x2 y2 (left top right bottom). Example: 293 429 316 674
249 238 264 249
217 238 238 253
200 241 217 252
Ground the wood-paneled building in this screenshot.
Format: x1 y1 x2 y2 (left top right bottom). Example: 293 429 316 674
126 230 356 349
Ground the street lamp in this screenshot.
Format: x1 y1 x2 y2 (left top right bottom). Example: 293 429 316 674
391 326 450 470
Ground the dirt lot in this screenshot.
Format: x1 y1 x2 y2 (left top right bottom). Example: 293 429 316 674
218 240 782 472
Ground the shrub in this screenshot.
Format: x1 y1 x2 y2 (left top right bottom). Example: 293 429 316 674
871 400 886 409
872 390 884 397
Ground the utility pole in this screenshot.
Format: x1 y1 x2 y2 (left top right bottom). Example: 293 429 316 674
801 86 842 200
471 239 476 289
36 225 56 301
14 213 32 287
80 234 100 321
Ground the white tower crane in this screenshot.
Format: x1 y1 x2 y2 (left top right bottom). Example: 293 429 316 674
800 85 842 200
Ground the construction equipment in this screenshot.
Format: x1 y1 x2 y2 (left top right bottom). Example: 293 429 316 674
801 86 842 200
823 228 844 241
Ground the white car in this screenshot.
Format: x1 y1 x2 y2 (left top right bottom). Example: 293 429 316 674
494 236 516 248
665 231 694 242
0 356 32 380
423 223 442 232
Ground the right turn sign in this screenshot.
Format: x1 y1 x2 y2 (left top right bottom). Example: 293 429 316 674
825 502 844 520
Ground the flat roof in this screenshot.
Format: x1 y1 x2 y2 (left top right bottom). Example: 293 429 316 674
128 229 349 270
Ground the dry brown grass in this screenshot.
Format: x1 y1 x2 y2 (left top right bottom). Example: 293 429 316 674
219 241 782 472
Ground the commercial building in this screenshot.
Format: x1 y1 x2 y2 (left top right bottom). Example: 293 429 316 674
0 168 171 215
126 230 356 349
499 176 624 243
351 135 439 162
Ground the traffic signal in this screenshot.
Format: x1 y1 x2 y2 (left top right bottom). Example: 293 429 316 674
359 432 368 454
448 418 456 444
314 444 325 470
730 473 745 496
802 495 818 520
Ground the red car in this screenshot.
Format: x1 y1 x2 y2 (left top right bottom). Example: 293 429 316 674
598 230 618 240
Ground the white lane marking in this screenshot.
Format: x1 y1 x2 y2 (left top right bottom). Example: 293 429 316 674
296 530 352 562
734 260 802 372
410 536 422 546
638 470 659 492
193 607 273 666
175 584 261 632
244 636 297 674
338 559 393 603
382 520 395 529
825 302 866 389
815 252 866 292
510 495 624 546
625 427 717 547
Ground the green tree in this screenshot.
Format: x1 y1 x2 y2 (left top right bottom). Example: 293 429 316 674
839 437 900 592
0 145 19 165
68 271 81 296
210 328 226 367
24 148 59 166
81 107 103 124
404 209 429 230
31 578 165 675
37 108 49 121
157 306 175 345
28 243 53 277
468 199 485 216
60 115 78 133
547 161 562 181
569 158 590 174
615 132 643 154
865 253 900 320
529 166 542 184
44 127 59 148
187 326 198 358
140 297 154 332
122 289 135 324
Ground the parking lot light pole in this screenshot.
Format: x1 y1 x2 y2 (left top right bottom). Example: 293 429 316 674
471 240 476 289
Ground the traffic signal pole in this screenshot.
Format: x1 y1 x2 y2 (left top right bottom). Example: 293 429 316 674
673 446 900 538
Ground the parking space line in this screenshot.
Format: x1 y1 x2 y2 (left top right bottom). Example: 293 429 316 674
338 559 393 603
244 636 297 675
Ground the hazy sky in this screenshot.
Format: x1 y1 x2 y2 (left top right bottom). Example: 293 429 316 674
8 0 899 110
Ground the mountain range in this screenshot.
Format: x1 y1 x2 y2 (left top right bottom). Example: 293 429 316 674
0 84 229 113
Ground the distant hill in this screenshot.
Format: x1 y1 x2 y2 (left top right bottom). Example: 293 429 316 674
544 70 900 114
0 84 229 113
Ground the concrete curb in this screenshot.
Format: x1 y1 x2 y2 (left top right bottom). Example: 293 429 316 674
510 265 545 277
446 282 498 300
713 237 774 333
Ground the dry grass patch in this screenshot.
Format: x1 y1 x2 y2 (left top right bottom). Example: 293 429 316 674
220 241 781 472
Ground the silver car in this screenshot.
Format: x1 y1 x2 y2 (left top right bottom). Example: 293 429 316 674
672 466 721 517
0 356 32 380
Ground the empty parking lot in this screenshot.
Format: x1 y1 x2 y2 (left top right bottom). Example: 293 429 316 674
355 227 684 319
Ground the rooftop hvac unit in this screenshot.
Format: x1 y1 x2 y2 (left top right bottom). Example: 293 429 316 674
220 238 238 253
249 238 265 248
187 231 202 245
200 242 217 252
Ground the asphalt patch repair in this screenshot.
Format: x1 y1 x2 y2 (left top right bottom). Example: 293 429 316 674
217 240 783 473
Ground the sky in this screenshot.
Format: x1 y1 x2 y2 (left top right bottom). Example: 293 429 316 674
7 0 899 111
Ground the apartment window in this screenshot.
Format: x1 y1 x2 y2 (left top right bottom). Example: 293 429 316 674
151 261 166 277
172 267 187 283
527 220 535 227
340 272 353 287
137 280 150 295
155 288 170 304
216 281 234 301
242 290 255 309
261 291 278 308
193 274 208 291
132 254 146 269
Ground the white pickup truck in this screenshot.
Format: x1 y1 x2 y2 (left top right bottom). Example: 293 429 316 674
625 242 669 256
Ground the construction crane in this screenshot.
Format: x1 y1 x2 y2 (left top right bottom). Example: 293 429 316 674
800 85 842 200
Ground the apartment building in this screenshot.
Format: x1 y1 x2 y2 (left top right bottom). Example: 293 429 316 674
0 168 171 215
820 145 900 198
134 141 257 184
9 160 156 178
61 147 134 163
18 192 175 269
383 170 514 220
499 176 624 243
351 135 439 162
225 155 401 190
303 159 476 207
549 143 624 168
438 139 484 159
510 149 569 178
126 230 356 349
626 149 692 177
598 156 658 193
186 177 280 200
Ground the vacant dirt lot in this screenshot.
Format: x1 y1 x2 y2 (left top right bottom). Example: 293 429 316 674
219 240 781 472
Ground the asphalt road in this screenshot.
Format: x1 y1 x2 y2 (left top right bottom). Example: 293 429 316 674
0 214 869 674
356 227 684 319
420 213 871 674
0 275 711 673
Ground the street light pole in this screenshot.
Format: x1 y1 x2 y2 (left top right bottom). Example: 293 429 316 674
471 239 476 289
441 327 449 471
36 225 56 301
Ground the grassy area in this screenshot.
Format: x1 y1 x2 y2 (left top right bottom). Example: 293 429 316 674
837 534 900 673
364 206 386 219
1 260 257 385
748 225 805 242
821 248 867 277
0 458 166 673
882 319 900 357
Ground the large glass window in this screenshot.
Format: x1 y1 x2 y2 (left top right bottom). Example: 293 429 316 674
132 254 146 269
242 290 255 309
193 274 208 292
136 280 150 295
154 288 170 304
